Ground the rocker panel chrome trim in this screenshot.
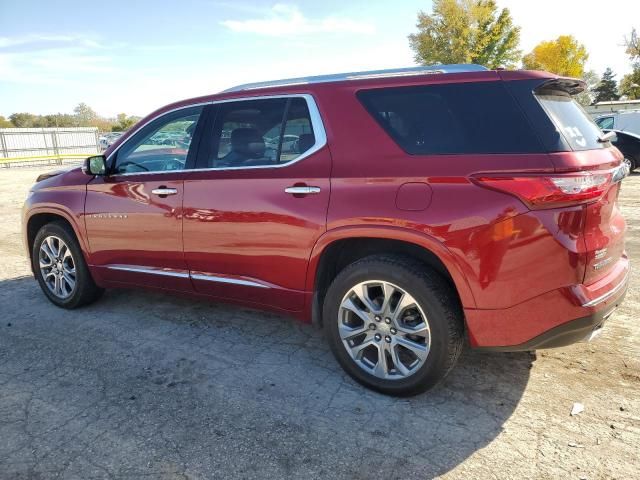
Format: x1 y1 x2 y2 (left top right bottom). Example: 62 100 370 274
190 272 271 289
104 264 271 289
106 264 189 278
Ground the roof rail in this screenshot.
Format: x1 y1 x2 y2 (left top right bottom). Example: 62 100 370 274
222 64 488 93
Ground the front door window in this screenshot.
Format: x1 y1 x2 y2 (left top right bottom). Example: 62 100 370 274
113 107 202 174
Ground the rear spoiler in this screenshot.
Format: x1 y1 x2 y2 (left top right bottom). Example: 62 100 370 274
533 78 586 96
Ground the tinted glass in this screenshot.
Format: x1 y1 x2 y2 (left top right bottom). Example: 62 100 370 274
209 97 315 168
114 107 202 174
357 82 542 155
595 116 614 130
280 98 316 163
536 91 606 151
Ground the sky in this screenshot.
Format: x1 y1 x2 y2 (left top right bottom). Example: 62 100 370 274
0 0 638 118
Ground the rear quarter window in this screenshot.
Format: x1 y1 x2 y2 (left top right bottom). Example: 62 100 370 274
357 82 543 155
535 91 606 151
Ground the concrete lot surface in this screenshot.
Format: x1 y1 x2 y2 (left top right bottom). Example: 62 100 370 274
0 166 638 479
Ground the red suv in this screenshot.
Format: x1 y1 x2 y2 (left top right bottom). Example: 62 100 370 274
23 65 629 395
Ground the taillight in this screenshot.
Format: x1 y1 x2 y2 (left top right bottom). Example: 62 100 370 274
472 172 612 209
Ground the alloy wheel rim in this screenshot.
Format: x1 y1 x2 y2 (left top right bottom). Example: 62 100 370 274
338 280 431 380
39 235 76 299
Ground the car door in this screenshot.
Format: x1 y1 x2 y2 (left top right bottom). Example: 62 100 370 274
182 95 331 312
85 105 205 290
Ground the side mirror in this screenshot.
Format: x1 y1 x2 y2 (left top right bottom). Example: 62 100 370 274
82 155 107 176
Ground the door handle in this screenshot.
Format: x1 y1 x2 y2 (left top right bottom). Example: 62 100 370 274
151 187 178 196
284 186 321 195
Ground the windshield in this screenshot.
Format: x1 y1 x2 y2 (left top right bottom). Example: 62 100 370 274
536 90 606 151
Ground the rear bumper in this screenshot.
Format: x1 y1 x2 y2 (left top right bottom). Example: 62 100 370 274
474 292 625 351
465 255 629 350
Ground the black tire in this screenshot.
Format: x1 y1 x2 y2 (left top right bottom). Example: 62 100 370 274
32 221 104 309
323 255 464 396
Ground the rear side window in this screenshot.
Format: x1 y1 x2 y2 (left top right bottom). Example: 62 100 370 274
536 91 606 151
208 97 316 169
280 98 315 163
357 82 542 155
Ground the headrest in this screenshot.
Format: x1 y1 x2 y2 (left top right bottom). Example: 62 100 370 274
231 128 265 158
297 133 315 153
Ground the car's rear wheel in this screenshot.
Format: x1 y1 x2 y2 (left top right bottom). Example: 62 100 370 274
323 255 464 396
32 222 103 309
623 156 637 172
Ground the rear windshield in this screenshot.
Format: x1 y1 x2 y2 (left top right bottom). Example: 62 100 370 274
357 82 543 155
535 90 606 151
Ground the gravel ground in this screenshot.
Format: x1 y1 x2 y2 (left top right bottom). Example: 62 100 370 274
0 165 638 480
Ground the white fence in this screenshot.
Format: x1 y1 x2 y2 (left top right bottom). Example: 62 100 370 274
0 127 100 168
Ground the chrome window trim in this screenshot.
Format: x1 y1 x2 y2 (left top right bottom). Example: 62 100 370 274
107 94 327 176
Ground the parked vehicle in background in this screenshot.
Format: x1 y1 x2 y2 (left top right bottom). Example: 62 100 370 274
23 65 629 396
98 132 123 151
604 129 640 172
595 110 640 135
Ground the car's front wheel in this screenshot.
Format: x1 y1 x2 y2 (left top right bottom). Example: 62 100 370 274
32 222 103 309
323 255 464 396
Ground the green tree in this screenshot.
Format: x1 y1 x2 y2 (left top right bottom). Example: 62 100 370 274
522 35 588 78
32 116 54 128
408 0 521 69
112 113 139 132
8 113 38 128
592 68 620 103
625 28 639 61
42 113 77 127
621 28 640 100
620 70 640 100
4 108 141 131
574 70 598 107
73 102 98 126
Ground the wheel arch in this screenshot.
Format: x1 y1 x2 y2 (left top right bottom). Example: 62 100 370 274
25 208 89 269
305 226 476 326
